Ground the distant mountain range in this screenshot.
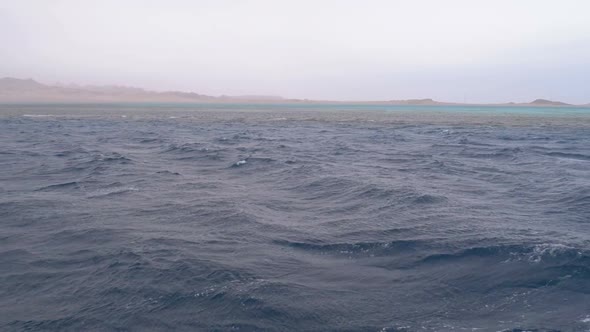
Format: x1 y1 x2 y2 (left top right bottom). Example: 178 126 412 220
0 77 587 106
505 99 572 107
0 78 284 103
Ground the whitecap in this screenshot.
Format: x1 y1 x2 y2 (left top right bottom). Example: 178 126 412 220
503 243 582 264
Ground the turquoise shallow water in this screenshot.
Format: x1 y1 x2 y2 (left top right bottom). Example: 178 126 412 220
186 103 590 116
2 102 590 116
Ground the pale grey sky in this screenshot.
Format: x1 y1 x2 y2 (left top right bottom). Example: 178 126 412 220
1 0 589 102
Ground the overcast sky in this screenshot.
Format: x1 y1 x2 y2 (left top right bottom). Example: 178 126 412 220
1 0 589 102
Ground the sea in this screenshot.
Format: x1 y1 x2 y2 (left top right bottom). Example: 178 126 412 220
1 103 589 331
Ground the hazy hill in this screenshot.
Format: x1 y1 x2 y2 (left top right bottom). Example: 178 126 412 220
526 99 571 106
0 77 587 106
0 78 283 103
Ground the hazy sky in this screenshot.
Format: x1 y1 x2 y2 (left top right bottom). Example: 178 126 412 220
2 0 590 102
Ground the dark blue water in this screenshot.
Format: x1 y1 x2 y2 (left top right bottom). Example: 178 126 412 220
1 105 590 331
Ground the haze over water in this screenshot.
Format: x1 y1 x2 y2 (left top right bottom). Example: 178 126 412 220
2 0 590 103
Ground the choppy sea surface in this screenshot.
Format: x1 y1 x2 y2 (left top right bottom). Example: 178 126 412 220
1 104 590 331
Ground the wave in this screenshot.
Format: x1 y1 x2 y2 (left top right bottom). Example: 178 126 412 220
419 243 588 265
36 181 80 191
273 239 426 258
53 147 90 157
229 156 279 168
87 186 138 198
288 177 448 209
136 137 165 144
162 142 208 154
161 143 227 162
544 152 590 161
459 147 522 159
155 170 181 176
